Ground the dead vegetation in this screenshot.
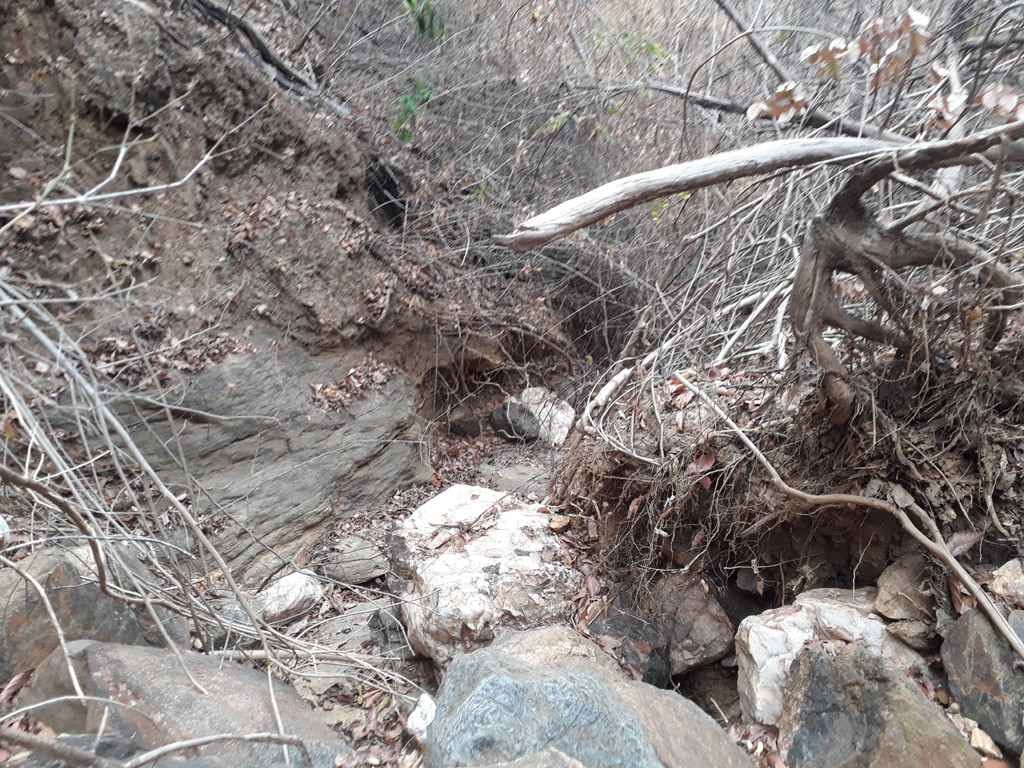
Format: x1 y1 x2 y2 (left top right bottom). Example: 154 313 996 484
515 1 1024 654
4 0 1024 760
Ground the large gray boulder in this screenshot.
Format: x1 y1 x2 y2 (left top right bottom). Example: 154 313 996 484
941 608 1024 754
420 626 750 768
19 640 347 766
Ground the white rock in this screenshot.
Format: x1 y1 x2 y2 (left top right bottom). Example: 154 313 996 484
392 484 582 666
405 693 436 748
736 587 928 725
519 387 575 446
990 559 1024 607
256 569 323 624
0 515 9 550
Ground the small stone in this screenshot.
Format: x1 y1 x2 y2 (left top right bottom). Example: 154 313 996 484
874 554 934 621
321 535 389 584
518 387 575 446
969 726 1002 759
488 399 541 442
406 693 437 748
256 569 323 624
448 405 481 437
886 618 938 650
989 559 1024 607
547 515 572 532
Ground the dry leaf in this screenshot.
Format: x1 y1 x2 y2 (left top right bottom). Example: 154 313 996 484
686 451 716 475
889 484 914 508
946 529 984 557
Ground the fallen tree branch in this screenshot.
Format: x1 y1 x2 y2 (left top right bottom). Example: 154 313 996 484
0 727 121 768
494 137 893 251
495 123 1024 253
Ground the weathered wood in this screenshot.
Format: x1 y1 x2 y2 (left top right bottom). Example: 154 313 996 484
495 126 1024 252
494 138 894 252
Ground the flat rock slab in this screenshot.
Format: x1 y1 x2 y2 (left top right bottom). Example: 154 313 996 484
19 640 347 766
388 484 581 665
422 628 750 768
779 647 981 768
120 329 429 581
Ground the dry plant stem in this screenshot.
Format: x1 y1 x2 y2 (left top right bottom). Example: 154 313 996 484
712 0 907 142
581 285 713 433
0 554 86 698
0 726 121 768
670 375 1024 662
121 732 313 768
267 665 292 767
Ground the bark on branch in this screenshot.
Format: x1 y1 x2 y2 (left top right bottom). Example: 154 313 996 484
494 137 893 251
495 125 1024 253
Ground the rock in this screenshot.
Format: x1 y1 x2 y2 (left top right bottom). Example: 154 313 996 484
736 587 928 724
387 485 581 665
588 604 671 686
778 647 981 768
874 554 935 621
482 750 588 768
488 399 541 442
941 608 1024 754
320 535 390 584
650 573 733 675
406 693 437 749
547 514 572 532
491 624 624 677
886 617 938 650
518 386 575 446
0 551 158 681
256 569 323 624
989 559 1024 608
303 597 402 659
448 405 481 437
422 628 750 768
119 329 430 581
19 640 347 766
64 544 190 648
476 460 549 496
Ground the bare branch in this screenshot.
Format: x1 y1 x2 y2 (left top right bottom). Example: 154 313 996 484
495 137 893 251
0 727 122 768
